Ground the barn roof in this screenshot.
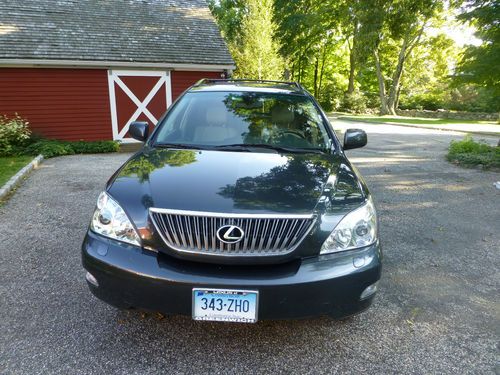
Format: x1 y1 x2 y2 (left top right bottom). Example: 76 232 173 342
0 0 234 68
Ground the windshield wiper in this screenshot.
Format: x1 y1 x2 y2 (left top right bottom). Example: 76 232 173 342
215 143 326 154
154 143 206 150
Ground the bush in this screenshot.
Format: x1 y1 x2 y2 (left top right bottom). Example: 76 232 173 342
23 139 120 158
400 85 499 113
0 115 32 156
318 83 344 112
447 136 500 169
399 92 446 111
341 91 368 113
70 140 120 154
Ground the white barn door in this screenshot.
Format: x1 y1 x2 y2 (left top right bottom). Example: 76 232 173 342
108 70 172 142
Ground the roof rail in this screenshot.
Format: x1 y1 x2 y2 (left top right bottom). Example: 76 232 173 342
195 78 303 91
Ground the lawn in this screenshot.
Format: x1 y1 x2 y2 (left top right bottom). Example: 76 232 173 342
338 114 496 126
0 156 33 186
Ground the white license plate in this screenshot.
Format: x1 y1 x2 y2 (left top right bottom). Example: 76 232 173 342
192 288 259 323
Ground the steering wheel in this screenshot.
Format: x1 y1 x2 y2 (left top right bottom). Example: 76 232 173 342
280 130 307 140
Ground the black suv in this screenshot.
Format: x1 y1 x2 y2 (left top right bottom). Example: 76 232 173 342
82 79 381 322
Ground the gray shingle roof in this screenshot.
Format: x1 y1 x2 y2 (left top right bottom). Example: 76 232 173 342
0 0 234 66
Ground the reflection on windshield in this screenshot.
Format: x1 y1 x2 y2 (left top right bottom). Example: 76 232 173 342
154 91 330 151
119 150 197 182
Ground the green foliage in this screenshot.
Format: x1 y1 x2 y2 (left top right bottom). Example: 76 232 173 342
318 83 344 112
447 136 500 168
400 84 498 112
69 140 120 154
0 115 32 156
399 91 446 111
23 139 119 158
341 91 368 113
231 0 284 79
455 0 500 105
208 0 497 115
275 0 346 95
24 140 73 158
208 0 245 44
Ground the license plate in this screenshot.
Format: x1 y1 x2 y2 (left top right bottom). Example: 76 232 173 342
192 288 259 323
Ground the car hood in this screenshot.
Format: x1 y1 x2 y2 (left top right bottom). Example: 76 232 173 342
107 148 366 228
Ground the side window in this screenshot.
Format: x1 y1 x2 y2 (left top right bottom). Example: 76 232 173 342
154 96 191 142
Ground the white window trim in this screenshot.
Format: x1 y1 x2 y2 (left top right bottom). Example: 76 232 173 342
108 70 172 142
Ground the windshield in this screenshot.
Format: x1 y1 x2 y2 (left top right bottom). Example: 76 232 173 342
153 91 331 152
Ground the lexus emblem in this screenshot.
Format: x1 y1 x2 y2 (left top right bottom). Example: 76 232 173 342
216 225 244 244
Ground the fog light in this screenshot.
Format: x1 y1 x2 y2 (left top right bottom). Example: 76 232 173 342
360 282 378 300
85 271 99 287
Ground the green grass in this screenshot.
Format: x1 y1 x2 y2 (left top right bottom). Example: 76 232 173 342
338 114 496 126
0 156 33 186
447 136 500 169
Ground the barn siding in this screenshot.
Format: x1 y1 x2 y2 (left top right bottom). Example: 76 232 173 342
0 68 225 141
0 68 112 141
171 70 222 101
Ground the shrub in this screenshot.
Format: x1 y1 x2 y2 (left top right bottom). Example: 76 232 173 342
0 115 32 156
318 83 344 112
341 91 368 114
399 92 446 111
23 140 74 158
447 136 500 169
70 140 120 154
23 139 120 158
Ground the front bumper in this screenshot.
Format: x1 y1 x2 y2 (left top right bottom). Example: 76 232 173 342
82 231 382 320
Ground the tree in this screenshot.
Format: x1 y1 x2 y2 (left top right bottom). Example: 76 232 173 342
275 0 346 101
369 0 444 114
455 0 500 111
231 0 284 80
208 0 246 45
209 0 495 114
399 32 460 110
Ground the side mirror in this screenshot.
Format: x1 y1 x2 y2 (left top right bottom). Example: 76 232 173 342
129 121 149 142
343 129 367 150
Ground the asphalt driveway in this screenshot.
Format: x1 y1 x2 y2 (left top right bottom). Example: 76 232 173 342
1 122 499 374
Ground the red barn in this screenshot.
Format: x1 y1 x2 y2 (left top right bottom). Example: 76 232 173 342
0 0 234 142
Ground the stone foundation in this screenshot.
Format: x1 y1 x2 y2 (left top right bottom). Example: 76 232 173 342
395 109 498 121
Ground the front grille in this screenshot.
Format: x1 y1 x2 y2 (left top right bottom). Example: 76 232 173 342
149 208 316 256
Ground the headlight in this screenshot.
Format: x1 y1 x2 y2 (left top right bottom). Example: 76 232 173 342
320 196 377 254
90 191 141 246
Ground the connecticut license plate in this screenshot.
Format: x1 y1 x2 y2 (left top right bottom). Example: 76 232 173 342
192 288 259 323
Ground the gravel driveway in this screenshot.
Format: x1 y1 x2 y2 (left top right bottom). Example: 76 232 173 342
1 122 499 374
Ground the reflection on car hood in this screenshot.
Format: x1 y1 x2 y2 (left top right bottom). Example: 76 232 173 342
108 148 365 217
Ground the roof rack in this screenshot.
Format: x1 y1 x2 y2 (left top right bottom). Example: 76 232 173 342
194 78 303 91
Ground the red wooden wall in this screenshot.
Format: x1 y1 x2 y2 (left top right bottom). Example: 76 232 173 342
0 68 224 141
0 68 112 140
171 70 223 101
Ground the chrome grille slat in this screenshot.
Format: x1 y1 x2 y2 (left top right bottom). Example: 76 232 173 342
166 214 180 245
149 209 315 257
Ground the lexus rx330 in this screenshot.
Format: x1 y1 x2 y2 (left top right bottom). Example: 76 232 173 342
82 79 381 323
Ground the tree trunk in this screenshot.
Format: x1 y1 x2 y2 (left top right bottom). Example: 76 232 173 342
318 44 327 100
386 25 424 114
346 24 358 95
386 37 409 115
347 52 356 94
313 57 319 97
374 48 390 115
395 85 402 110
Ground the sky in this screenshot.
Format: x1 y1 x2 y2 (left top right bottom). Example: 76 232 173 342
443 22 482 47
